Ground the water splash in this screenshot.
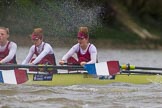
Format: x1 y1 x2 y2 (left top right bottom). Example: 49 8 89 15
1 0 102 37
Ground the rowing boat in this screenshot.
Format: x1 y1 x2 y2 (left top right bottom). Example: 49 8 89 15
2 68 162 86
25 71 162 86
1 61 162 85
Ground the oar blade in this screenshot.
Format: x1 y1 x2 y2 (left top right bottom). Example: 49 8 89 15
0 69 28 84
84 61 120 76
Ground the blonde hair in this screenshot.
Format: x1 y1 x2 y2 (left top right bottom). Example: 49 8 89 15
0 27 9 34
79 27 88 34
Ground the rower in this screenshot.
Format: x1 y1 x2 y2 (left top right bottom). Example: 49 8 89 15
22 28 57 73
59 26 98 67
0 27 17 64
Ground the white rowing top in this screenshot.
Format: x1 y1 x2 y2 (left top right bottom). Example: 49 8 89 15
22 42 54 65
0 41 17 63
62 43 97 64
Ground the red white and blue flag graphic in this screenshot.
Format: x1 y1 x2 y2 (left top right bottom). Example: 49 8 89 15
0 69 28 84
84 61 120 76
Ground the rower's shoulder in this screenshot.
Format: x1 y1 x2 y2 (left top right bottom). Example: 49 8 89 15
44 42 53 49
89 43 96 48
9 41 17 47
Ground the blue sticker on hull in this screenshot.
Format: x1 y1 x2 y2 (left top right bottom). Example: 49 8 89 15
33 74 53 81
0 71 4 83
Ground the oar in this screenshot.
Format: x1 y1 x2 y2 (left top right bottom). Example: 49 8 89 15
1 61 162 76
85 61 162 76
121 64 162 71
0 64 84 70
0 64 85 85
84 61 120 76
2 63 161 71
122 70 162 75
0 61 120 76
0 69 28 85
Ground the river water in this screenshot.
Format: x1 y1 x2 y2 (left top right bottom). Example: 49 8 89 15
1 47 162 108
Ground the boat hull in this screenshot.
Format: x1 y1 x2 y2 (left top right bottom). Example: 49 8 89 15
25 73 162 86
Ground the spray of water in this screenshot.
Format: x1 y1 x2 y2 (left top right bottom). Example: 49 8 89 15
1 0 102 37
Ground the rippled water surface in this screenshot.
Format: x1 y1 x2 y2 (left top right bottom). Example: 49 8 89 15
1 47 162 108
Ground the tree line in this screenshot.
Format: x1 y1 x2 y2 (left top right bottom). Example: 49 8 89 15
0 0 161 25
0 0 162 40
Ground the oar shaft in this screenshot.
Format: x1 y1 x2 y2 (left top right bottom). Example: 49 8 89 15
135 66 162 70
0 64 84 70
122 70 162 75
121 64 162 71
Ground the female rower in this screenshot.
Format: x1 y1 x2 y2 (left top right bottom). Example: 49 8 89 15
22 28 57 73
0 27 17 64
59 27 97 66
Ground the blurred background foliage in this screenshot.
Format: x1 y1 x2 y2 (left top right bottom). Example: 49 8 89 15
0 0 162 47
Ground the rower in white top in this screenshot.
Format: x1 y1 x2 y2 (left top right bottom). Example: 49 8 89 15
59 27 98 66
22 28 57 73
0 27 17 64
